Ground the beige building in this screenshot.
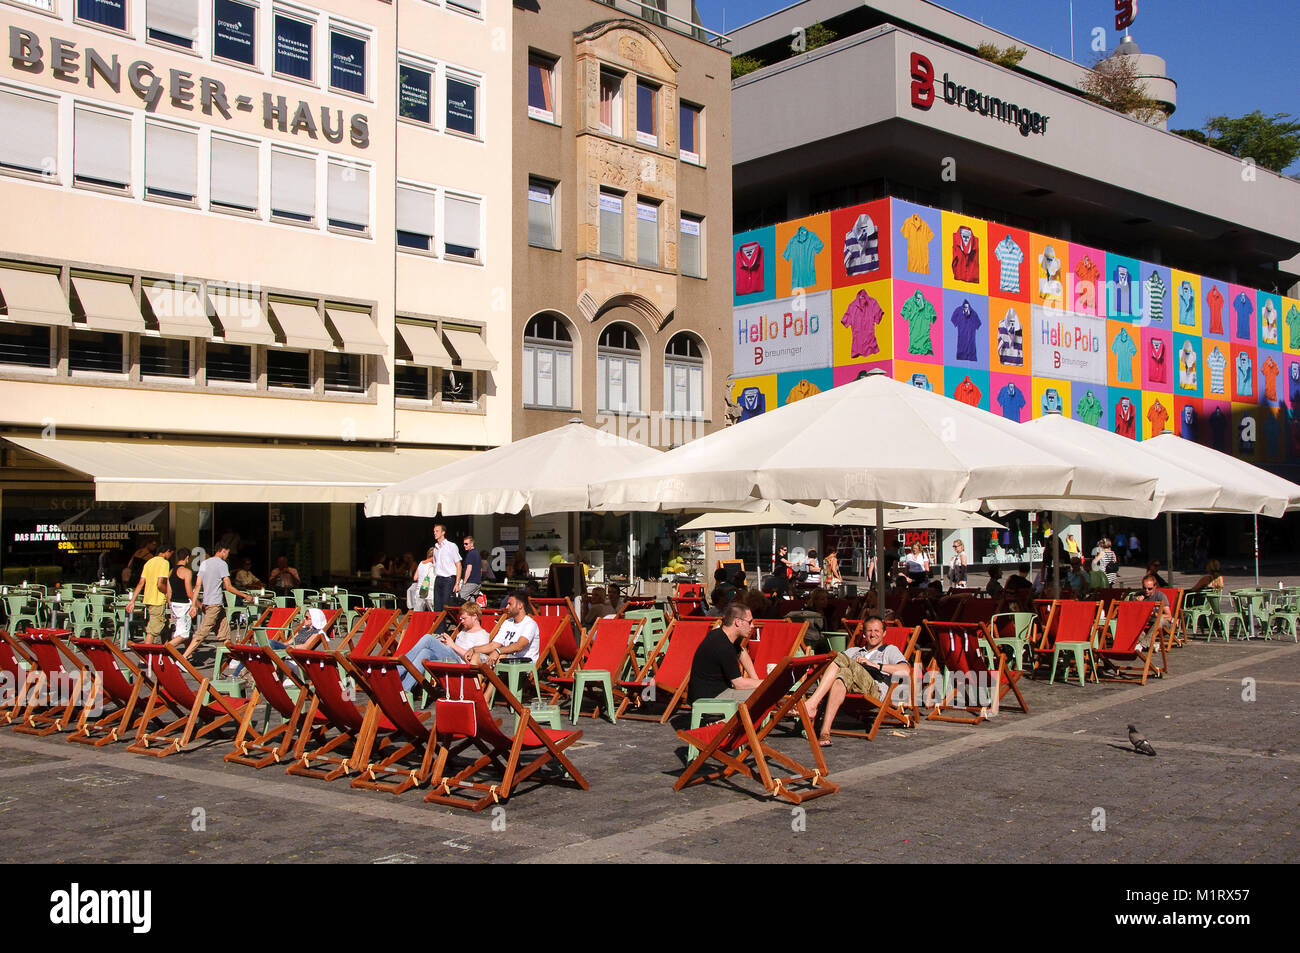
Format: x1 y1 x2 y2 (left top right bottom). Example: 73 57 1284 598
0 0 512 584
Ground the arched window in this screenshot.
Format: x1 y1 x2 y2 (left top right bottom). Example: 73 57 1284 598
664 332 704 418
597 322 641 413
523 313 573 409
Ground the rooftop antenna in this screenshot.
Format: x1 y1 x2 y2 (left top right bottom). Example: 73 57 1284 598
1068 1 1074 62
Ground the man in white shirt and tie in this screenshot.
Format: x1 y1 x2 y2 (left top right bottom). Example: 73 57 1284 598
431 523 462 612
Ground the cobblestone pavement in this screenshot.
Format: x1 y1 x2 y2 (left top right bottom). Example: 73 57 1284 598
0 636 1295 864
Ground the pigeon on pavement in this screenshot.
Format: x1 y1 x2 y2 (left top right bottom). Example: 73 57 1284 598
1127 724 1157 756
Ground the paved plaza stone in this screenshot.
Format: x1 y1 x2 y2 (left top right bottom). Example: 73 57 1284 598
1 635 1295 865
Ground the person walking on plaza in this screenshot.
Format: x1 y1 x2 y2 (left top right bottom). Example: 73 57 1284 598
125 541 175 644
822 549 842 591
410 546 436 610
167 549 197 648
459 534 484 603
430 524 462 612
946 539 968 589
183 543 250 661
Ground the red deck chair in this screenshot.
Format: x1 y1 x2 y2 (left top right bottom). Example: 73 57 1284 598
285 642 392 782
332 608 402 655
0 629 35 726
68 636 159 746
669 596 705 619
746 619 807 676
125 643 253 756
1156 588 1185 647
675 582 704 600
342 648 443 794
1033 600 1103 684
615 618 713 723
546 617 641 719
675 653 838 804
213 605 301 696
616 596 657 617
13 628 91 736
1096 601 1166 685
530 597 582 671
478 608 503 633
920 621 995 725
424 660 589 812
223 641 325 769
826 624 922 741
961 624 1028 714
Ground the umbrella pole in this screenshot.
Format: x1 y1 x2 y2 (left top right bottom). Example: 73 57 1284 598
875 503 886 620
628 523 636 595
1052 510 1060 597
1254 514 1260 587
1166 512 1174 579
771 528 776 578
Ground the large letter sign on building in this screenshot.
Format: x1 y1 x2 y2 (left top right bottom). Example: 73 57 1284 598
733 291 832 376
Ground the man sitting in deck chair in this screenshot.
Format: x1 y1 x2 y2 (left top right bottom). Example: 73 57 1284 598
804 615 911 747
398 602 495 692
474 591 541 668
1138 573 1174 651
223 607 331 689
686 603 763 704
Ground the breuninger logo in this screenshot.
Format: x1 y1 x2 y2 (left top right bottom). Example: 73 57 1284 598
49 883 151 933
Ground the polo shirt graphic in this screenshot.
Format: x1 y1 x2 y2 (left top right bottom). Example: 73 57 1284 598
1041 388 1062 414
954 376 982 406
1287 305 1300 349
1209 407 1228 449
1074 256 1100 311
1260 299 1278 346
996 381 1025 420
1233 293 1253 339
1180 404 1198 440
997 308 1023 365
909 373 932 392
735 242 764 295
1206 347 1227 395
1147 399 1169 435
1235 352 1253 397
1075 390 1104 426
1111 329 1137 383
950 300 982 361
1113 266 1132 314
899 214 933 273
842 214 878 276
993 235 1023 292
1178 342 1198 390
1148 337 1167 383
1145 271 1167 323
840 290 884 358
782 227 823 289
1115 397 1136 438
951 227 979 282
1261 355 1280 403
1177 280 1195 326
1206 286 1225 335
901 291 937 356
737 386 765 421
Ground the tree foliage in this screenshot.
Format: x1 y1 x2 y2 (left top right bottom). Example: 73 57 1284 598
1079 51 1165 124
805 23 837 51
731 54 763 79
1202 112 1300 173
976 42 1027 68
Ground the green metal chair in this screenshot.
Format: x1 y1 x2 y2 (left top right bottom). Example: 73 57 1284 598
1266 590 1300 642
368 592 398 610
1180 590 1216 638
1206 596 1245 641
989 612 1034 671
1047 631 1098 687
2 588 43 634
1232 590 1270 640
623 608 667 668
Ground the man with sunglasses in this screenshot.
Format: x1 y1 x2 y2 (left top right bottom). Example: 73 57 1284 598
688 602 762 703
1139 573 1173 651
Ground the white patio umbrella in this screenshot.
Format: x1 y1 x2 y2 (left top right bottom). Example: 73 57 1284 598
590 372 1159 610
678 500 1004 531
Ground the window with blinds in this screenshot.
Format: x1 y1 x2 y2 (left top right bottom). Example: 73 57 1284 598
444 194 481 260
145 121 197 202
0 89 58 177
680 214 703 277
327 161 369 232
599 189 623 259
528 179 556 249
270 148 315 223
396 185 436 252
74 106 131 191
636 200 659 267
147 0 199 49
210 136 259 212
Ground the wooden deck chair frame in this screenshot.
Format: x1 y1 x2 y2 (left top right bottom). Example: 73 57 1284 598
341 652 441 795
1156 588 1186 648
1095 601 1166 685
614 618 714 723
13 629 92 736
674 654 839 805
284 646 389 782
616 596 657 618
0 629 35 726
546 617 642 719
125 643 252 757
331 608 403 656
67 636 160 746
920 621 1010 725
826 624 922 741
424 660 589 812
223 643 322 769
973 624 1029 714
529 598 583 674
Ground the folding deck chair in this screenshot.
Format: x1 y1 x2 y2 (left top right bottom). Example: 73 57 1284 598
1095 601 1166 685
12 628 91 736
1034 600 1103 687
545 617 641 722
67 636 155 746
920 621 992 725
212 606 300 698
614 618 713 723
223 641 324 769
494 613 571 703
530 597 582 671
1156 588 1186 648
825 624 922 741
674 654 839 804
342 646 443 795
616 596 657 617
688 618 810 730
424 660 589 812
125 643 254 756
0 629 34 726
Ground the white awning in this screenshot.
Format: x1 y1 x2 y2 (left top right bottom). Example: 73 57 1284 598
269 300 334 350
72 276 145 333
0 266 71 326
326 308 386 355
444 328 498 371
210 290 275 345
142 281 214 339
4 435 477 504
396 323 451 367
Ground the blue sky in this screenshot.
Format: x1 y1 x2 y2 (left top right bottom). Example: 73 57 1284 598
695 0 1300 172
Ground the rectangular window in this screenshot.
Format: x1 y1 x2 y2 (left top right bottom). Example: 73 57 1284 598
145 121 197 203
636 81 657 146
0 89 58 177
76 0 128 32
599 190 623 259
0 323 52 368
394 364 431 400
396 185 436 252
527 179 556 249
636 200 659 267
523 346 572 409
680 102 701 163
398 62 432 125
327 161 369 232
442 368 475 404
270 149 315 223
664 362 703 417
324 351 364 393
206 341 253 383
140 336 191 378
69 329 125 373
147 0 199 49
213 0 258 66
599 69 623 136
445 74 479 137
443 194 481 261
73 106 131 191
329 29 366 96
210 136 258 212
273 12 314 81
680 214 702 277
597 354 640 414
527 54 555 122
447 0 481 14
267 348 310 389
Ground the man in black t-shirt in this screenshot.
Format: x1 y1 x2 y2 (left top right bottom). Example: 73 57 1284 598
688 603 762 703
460 534 483 602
